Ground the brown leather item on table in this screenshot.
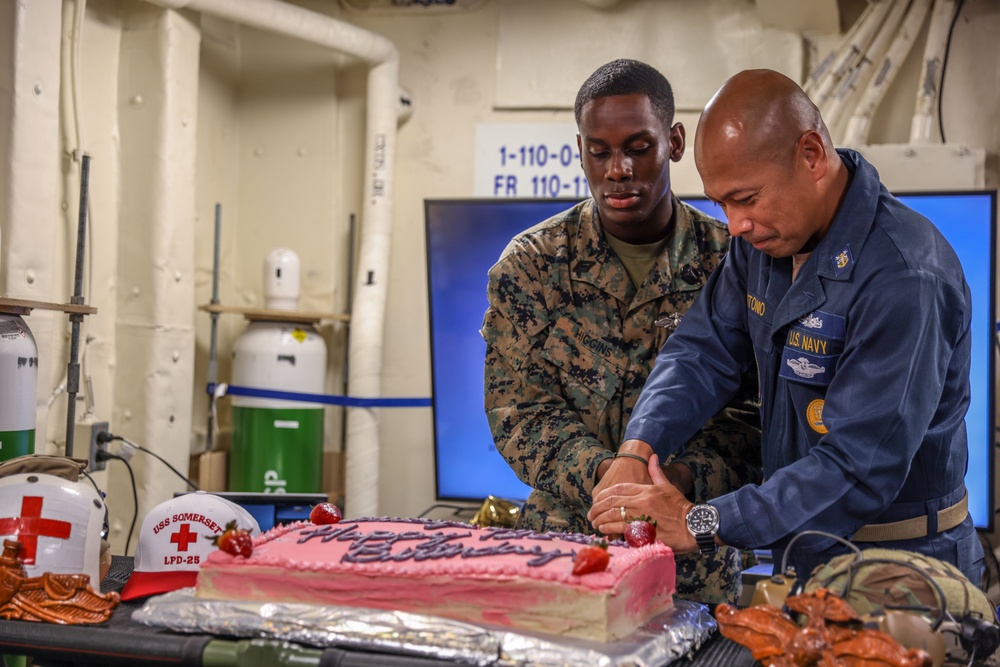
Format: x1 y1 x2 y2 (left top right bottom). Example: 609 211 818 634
0 455 89 482
0 539 119 624
716 588 932 667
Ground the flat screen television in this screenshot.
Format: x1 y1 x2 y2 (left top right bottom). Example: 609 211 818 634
424 192 996 529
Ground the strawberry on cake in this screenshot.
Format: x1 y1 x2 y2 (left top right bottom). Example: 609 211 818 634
195 516 676 642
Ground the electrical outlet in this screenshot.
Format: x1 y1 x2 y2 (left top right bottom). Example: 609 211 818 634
81 420 110 472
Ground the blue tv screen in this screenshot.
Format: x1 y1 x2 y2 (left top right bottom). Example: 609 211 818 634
424 192 996 529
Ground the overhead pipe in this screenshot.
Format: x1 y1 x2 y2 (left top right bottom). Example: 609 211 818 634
824 0 912 140
809 0 894 110
805 0 877 98
842 0 932 145
910 0 959 143
143 0 402 517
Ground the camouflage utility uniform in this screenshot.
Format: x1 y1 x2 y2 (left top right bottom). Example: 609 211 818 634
482 198 762 604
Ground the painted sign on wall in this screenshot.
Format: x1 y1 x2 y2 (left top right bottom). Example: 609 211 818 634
474 124 591 198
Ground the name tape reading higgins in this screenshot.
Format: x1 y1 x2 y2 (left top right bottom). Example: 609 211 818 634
475 123 591 199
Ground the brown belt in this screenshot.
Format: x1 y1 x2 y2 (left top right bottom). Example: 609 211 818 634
852 493 968 542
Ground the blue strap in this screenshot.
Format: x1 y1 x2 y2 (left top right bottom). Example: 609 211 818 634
208 383 431 408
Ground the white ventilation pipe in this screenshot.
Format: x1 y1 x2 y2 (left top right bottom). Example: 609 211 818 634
910 0 958 143
824 0 911 138
805 0 877 98
843 0 932 145
808 0 894 109
143 0 401 517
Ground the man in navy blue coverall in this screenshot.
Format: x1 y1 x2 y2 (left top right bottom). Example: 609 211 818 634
588 69 984 584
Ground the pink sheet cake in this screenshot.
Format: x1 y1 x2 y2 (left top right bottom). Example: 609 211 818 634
195 517 676 642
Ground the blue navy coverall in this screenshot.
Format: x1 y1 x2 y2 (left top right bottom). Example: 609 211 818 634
624 150 984 583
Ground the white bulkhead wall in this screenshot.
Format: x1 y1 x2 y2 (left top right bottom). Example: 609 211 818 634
0 0 997 555
113 4 200 549
1 0 398 551
0 0 200 553
0 0 62 455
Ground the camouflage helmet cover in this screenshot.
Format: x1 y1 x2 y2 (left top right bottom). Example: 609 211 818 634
805 548 997 626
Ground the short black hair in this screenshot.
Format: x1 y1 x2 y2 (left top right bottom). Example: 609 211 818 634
574 59 675 128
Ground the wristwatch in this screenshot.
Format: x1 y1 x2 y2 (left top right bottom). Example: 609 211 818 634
685 504 720 554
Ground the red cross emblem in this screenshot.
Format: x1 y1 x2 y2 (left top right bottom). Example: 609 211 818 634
0 496 73 564
170 523 199 552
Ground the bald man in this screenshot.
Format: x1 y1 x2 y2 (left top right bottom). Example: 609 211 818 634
589 69 983 584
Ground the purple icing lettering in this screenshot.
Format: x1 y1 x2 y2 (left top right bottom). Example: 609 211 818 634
306 520 577 567
298 524 359 544
342 543 393 563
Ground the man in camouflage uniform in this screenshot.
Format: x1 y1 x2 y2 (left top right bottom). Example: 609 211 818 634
481 59 761 604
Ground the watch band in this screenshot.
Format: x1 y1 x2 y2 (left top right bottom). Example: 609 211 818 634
694 532 717 554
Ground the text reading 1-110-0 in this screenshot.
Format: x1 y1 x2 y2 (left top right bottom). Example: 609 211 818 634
498 143 578 168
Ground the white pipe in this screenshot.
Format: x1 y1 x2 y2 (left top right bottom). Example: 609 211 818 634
345 56 399 518
910 0 958 143
145 0 395 62
843 0 932 145
143 0 401 517
811 0 895 109
824 0 911 140
814 0 893 109
805 0 876 98
397 85 414 125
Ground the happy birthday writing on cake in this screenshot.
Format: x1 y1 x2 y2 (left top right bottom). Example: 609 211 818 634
297 523 580 566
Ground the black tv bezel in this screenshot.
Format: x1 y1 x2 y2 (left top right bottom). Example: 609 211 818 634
888 188 997 532
423 192 997 532
423 197 580 505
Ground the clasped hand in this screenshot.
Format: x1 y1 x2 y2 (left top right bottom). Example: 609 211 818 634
588 452 699 554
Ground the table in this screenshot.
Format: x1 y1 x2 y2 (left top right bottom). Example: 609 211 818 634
0 557 758 667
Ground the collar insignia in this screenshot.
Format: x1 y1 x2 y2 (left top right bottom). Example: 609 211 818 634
832 245 854 277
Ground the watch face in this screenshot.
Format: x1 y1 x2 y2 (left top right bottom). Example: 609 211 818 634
686 505 719 534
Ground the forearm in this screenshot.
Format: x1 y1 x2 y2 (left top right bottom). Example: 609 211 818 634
595 451 692 494
485 335 613 504
624 259 753 456
673 380 762 501
491 412 612 504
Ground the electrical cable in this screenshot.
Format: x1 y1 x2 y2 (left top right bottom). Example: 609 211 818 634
779 529 864 576
71 0 86 156
99 432 200 491
79 467 104 500
80 467 110 542
826 557 950 631
979 533 1000 594
97 451 138 555
782 530 962 630
775 529 999 663
938 0 967 142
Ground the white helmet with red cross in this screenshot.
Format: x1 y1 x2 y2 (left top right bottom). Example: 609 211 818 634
0 471 107 586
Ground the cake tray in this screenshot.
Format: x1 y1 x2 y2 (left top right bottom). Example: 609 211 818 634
134 588 716 667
